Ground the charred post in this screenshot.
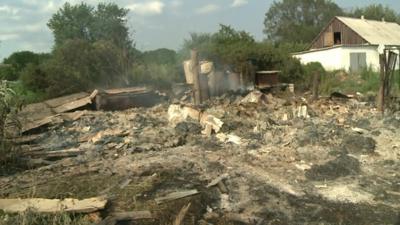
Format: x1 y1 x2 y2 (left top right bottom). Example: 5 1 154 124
191 50 202 105
378 53 386 114
312 72 321 101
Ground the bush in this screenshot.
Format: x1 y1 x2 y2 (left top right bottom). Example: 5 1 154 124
1 51 50 81
180 26 306 86
129 63 182 89
319 68 382 95
0 65 18 81
19 39 133 98
300 62 326 90
20 64 50 92
9 81 46 104
0 81 22 174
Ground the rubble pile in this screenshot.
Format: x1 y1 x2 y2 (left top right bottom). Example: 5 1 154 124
1 90 400 225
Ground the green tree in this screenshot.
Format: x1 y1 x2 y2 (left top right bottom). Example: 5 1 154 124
20 64 50 92
0 51 50 80
42 39 130 97
212 24 256 68
349 4 400 23
179 25 304 83
179 32 213 61
264 0 343 43
140 48 177 65
48 2 132 49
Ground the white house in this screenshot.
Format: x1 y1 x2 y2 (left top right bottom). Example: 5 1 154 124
292 16 400 72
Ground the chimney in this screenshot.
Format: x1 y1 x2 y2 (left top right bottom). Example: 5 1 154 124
361 15 365 20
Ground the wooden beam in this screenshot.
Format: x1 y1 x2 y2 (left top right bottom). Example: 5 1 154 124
24 148 85 159
378 53 386 114
191 50 201 105
312 72 321 101
173 203 191 225
0 197 107 213
155 190 199 204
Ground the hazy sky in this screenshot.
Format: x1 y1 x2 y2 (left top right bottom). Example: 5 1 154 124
0 0 399 60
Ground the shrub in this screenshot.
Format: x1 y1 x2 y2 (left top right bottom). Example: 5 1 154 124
9 81 46 104
301 62 326 90
1 51 50 81
0 81 22 174
19 39 133 98
319 68 382 95
0 65 18 81
129 63 182 89
180 26 307 86
20 64 50 92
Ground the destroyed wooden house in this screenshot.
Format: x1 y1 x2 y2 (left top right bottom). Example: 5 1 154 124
293 16 400 72
11 87 164 134
183 59 282 100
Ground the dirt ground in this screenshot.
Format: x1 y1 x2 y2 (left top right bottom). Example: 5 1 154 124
1 90 400 225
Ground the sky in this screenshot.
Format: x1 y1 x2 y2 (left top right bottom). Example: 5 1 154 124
0 0 399 60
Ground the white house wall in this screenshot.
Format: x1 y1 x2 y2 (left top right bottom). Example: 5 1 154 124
293 46 400 72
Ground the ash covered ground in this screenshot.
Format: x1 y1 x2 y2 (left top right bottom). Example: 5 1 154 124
1 91 400 225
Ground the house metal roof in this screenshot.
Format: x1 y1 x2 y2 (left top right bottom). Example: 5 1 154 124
336 16 400 46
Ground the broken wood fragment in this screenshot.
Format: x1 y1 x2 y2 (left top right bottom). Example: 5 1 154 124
191 50 202 105
61 110 87 121
24 148 85 159
173 203 191 225
217 182 228 194
0 197 107 213
155 189 199 204
206 173 229 188
10 134 43 144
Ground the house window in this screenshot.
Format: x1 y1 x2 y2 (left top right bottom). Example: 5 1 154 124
350 53 367 72
334 32 342 45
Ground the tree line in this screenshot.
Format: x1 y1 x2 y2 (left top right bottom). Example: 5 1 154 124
0 0 399 102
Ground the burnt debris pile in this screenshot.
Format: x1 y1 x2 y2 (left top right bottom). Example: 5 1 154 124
1 87 400 225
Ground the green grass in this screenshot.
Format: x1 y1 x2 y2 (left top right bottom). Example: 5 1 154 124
8 81 46 104
320 69 400 96
0 211 93 225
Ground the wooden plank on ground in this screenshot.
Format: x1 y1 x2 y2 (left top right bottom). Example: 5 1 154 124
0 197 107 213
24 148 85 159
104 87 148 95
18 103 53 121
173 203 191 225
61 110 87 121
53 90 98 114
207 173 229 188
44 92 90 108
11 134 43 144
155 190 199 204
21 116 57 133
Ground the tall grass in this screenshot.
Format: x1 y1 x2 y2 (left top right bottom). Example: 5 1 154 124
0 212 92 225
319 68 400 96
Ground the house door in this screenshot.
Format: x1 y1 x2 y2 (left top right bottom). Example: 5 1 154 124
350 52 367 72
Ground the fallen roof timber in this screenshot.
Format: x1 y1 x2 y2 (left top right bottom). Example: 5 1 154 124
0 197 107 213
13 87 154 134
